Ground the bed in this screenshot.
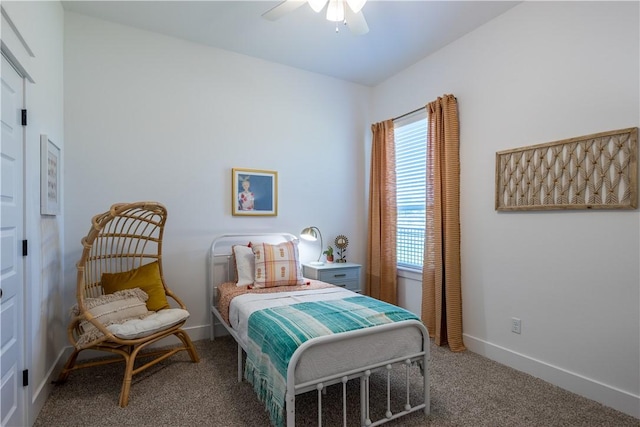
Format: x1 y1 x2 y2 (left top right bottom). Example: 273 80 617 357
209 233 430 427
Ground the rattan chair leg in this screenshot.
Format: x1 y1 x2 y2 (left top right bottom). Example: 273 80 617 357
175 330 200 363
56 348 81 383
119 353 136 407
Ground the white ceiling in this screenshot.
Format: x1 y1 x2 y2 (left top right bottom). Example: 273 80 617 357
61 1 520 86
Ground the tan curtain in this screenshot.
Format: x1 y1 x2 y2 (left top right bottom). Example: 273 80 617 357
366 120 397 304
421 94 465 352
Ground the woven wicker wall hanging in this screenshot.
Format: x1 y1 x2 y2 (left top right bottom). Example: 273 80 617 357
495 127 638 211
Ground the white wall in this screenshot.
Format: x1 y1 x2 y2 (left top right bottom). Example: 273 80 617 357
63 12 371 343
373 1 639 418
1 1 65 424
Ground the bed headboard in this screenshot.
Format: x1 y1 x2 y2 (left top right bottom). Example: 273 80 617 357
208 232 298 339
208 232 297 299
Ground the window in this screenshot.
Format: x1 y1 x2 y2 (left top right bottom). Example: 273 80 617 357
395 111 427 270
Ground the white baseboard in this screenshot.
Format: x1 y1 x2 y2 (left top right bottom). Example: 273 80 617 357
463 334 640 419
29 346 68 426
183 323 211 341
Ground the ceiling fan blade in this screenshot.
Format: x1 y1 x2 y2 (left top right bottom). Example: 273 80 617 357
308 0 329 13
262 0 307 21
345 8 369 35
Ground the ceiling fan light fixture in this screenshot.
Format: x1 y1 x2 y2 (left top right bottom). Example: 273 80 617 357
346 0 366 14
326 0 345 22
308 0 328 13
262 0 368 36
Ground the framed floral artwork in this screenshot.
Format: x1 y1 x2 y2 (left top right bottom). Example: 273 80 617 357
232 168 278 216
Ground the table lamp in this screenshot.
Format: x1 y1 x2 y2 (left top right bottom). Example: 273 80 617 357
300 226 324 265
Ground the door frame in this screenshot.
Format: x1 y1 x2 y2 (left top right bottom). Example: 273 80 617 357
0 50 28 427
1 6 35 425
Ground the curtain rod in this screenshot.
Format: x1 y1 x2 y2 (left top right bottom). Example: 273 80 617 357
393 106 425 122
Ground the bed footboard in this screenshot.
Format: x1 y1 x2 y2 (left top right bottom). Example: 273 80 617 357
285 320 430 427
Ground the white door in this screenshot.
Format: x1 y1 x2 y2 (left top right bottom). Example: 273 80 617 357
0 53 26 427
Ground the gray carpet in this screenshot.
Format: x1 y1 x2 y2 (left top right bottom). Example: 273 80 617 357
34 337 638 426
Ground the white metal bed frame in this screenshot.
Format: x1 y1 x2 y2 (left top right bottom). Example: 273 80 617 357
209 233 430 427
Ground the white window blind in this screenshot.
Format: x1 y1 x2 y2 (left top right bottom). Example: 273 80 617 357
395 111 427 269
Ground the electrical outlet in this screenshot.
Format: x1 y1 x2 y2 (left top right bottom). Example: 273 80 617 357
511 317 521 334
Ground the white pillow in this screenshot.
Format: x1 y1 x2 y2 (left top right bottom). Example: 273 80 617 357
232 244 254 286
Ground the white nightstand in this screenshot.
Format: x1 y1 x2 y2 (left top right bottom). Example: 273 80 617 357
302 262 362 293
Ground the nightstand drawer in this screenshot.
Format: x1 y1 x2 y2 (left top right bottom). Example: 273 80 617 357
302 263 362 293
316 268 359 283
331 279 360 293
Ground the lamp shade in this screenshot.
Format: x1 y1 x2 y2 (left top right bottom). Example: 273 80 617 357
300 227 319 241
300 226 324 264
326 0 344 22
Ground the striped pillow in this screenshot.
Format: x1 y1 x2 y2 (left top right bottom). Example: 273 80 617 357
71 288 151 347
252 241 304 288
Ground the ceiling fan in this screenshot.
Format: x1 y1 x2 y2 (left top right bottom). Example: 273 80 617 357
262 0 370 35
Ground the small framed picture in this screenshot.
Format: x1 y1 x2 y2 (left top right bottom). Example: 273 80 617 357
40 135 61 216
232 168 278 216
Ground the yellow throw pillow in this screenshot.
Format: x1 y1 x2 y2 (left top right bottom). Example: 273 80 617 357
101 262 170 311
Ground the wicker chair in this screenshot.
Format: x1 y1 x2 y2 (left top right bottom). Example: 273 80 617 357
57 201 199 407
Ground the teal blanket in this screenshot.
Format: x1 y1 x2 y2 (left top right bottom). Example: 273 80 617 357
244 296 420 427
